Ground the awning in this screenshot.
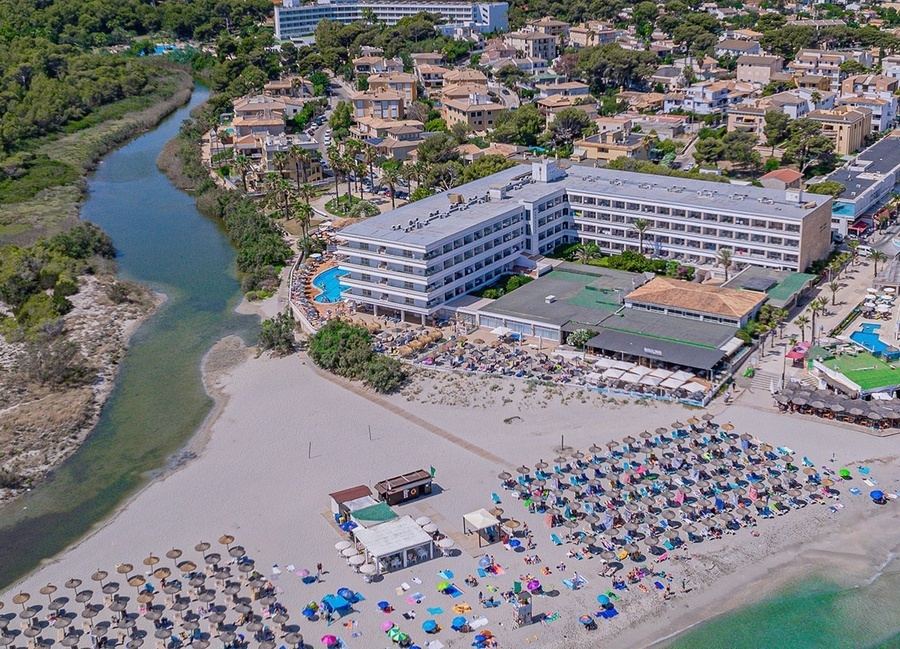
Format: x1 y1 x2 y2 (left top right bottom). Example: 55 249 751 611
354 516 433 560
586 330 725 371
849 221 868 233
785 348 807 360
463 509 500 531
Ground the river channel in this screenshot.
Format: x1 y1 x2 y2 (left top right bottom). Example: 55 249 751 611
0 85 258 588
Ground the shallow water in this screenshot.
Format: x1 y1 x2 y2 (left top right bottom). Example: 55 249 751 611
664 553 900 649
0 85 258 588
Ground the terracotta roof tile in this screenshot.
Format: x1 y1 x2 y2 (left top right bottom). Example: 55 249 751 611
625 277 767 318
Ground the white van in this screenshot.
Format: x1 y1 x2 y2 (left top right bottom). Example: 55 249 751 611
856 245 875 257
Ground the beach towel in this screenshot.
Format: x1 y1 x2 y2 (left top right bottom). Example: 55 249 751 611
470 616 488 629
551 534 563 546
452 603 472 614
426 607 444 616
541 612 560 624
444 585 464 598
859 467 870 475
351 631 363 639
412 577 422 584
605 591 620 600
438 570 454 580
638 584 649 593
654 581 664 590
849 487 861 495
477 569 487 579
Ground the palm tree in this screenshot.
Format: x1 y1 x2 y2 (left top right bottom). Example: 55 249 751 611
400 161 417 193
795 315 810 342
326 144 342 205
828 280 840 305
632 218 651 254
233 155 251 192
273 151 289 179
573 242 601 264
264 173 295 221
293 202 314 239
362 143 379 189
288 144 310 190
806 304 818 345
827 259 841 282
716 248 734 281
871 250 887 276
848 240 860 264
382 165 401 209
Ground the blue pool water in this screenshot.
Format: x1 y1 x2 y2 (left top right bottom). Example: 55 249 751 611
313 267 347 303
850 324 891 355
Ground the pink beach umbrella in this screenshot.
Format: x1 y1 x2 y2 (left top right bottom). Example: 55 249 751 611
321 635 337 646
381 620 395 632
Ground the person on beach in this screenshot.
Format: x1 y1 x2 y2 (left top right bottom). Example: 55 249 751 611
316 563 323 579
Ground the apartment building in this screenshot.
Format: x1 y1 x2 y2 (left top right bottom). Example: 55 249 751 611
441 94 504 131
351 88 406 120
535 81 590 98
275 0 508 39
442 68 489 89
663 81 754 115
368 72 418 103
261 134 324 183
727 89 832 138
836 96 894 133
336 160 832 321
736 55 783 85
787 49 873 91
503 31 558 61
823 136 900 235
526 16 570 39
838 74 899 133
416 64 452 90
807 106 871 155
410 52 445 67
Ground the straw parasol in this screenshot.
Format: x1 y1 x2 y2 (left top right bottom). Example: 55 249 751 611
178 560 197 572
498 471 512 480
39 584 57 603
116 563 133 577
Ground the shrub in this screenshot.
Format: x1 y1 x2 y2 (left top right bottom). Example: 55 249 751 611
308 320 408 392
258 308 296 356
482 288 504 299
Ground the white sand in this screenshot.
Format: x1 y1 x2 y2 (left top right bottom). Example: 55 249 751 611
3 353 899 649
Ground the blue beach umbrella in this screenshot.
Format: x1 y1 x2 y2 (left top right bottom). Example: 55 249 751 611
870 490 884 501
451 616 467 630
597 594 610 606
422 620 437 632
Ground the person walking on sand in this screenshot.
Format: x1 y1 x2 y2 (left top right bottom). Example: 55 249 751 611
316 563 323 579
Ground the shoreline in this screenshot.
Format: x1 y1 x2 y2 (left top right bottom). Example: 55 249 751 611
0 72 195 507
1 356 897 647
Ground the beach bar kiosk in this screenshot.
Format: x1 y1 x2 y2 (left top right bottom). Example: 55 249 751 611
375 469 433 505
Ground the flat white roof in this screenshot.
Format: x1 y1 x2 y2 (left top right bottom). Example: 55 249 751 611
354 515 433 558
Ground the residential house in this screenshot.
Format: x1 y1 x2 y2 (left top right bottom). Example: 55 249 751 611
442 68 489 89
410 52 444 67
535 81 591 98
368 71 418 103
263 78 299 97
417 64 453 90
759 168 803 191
787 49 873 91
503 31 558 61
260 134 323 183
714 39 761 58
727 28 763 40
353 56 404 76
351 88 405 120
651 66 684 91
616 91 666 112
537 94 598 124
573 129 650 162
624 113 687 139
232 95 286 138
442 94 504 131
807 106 871 155
480 38 517 64
441 82 491 103
796 75 832 91
736 55 784 85
568 21 616 48
727 89 832 139
881 54 900 80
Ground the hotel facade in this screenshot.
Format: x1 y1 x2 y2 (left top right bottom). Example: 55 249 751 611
336 161 832 322
274 0 508 39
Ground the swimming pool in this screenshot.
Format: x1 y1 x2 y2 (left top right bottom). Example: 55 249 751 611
312 266 347 303
850 323 900 359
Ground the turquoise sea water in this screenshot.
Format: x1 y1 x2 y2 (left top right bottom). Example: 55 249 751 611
664 560 900 649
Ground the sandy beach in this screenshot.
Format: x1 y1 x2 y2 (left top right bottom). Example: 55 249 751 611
2 347 898 648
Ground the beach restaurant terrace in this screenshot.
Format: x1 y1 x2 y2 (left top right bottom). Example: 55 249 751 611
354 515 435 575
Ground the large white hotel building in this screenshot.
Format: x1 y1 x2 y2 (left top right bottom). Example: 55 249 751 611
274 0 508 39
336 160 832 322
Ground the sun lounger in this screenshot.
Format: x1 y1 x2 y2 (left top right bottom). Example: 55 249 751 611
492 493 501 504
551 534 563 546
477 568 487 579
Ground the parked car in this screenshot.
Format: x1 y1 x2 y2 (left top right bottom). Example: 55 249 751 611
856 245 875 257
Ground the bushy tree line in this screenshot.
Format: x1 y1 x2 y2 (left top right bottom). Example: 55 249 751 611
308 320 408 393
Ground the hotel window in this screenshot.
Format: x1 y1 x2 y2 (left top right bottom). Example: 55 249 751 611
688 211 701 219
627 203 640 211
720 215 733 224
785 224 800 232
736 217 750 226
613 201 625 209
735 232 749 240
703 213 717 221
672 209 685 217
